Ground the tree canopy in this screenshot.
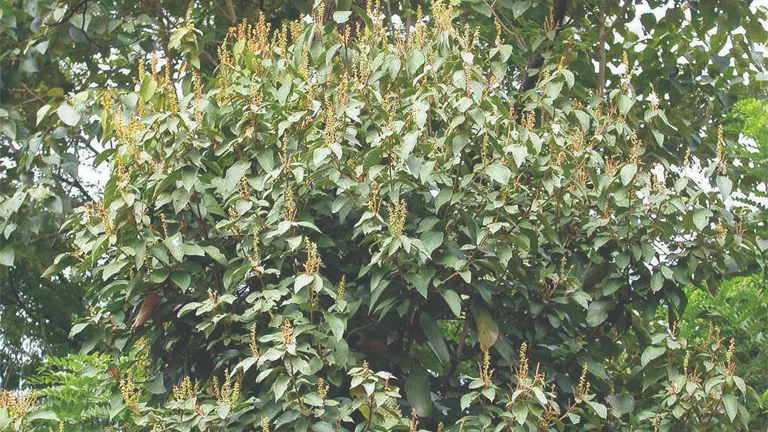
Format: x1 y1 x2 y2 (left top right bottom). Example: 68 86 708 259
1 0 768 430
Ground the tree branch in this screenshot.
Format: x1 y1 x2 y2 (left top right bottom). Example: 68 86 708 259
54 173 95 202
449 308 471 377
597 6 607 96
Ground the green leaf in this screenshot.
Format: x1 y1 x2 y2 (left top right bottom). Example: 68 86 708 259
620 164 637 185
146 373 167 394
513 403 528 425
471 303 499 350
405 367 433 418
177 302 202 317
440 289 462 318
25 409 59 422
606 394 634 416
510 145 527 168
641 346 666 368
273 375 291 401
69 322 89 337
419 312 450 364
722 394 737 422
313 147 332 166
716 176 733 200
171 271 191 290
486 163 512 184
421 231 444 256
295 274 314 292
499 45 513 62
149 267 170 283
140 76 158 100
326 314 345 341
586 300 612 326
57 103 80 126
693 208 712 231
164 233 185 262
333 11 352 23
651 272 663 292
586 401 607 419
512 0 531 18
406 50 426 74
618 95 634 114
0 246 14 266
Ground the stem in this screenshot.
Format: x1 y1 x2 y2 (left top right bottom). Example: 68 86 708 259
449 308 471 376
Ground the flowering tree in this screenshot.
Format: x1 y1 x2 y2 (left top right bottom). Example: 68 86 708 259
2 1 767 431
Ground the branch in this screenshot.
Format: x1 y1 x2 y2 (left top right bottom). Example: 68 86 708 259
54 173 95 202
597 7 607 96
225 0 238 23
448 308 471 377
46 0 87 27
19 82 47 105
30 229 72 244
597 0 632 96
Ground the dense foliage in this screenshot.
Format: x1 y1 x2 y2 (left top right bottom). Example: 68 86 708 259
1 2 766 430
3 0 768 389
2 0 768 431
681 273 768 425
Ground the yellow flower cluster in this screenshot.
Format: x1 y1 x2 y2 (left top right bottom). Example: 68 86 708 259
409 7 429 50
575 364 590 398
409 409 419 431
238 175 251 200
304 239 321 276
114 108 145 150
119 372 141 414
715 220 728 239
517 342 530 385
314 2 325 30
212 369 241 404
388 200 407 237
369 180 381 215
317 378 329 401
323 94 340 143
480 349 494 387
248 228 262 271
276 24 289 55
282 319 294 345
237 14 272 54
725 337 737 375
84 201 115 236
716 125 727 174
336 275 346 301
354 51 371 86
433 0 454 34
283 187 297 222
172 376 199 400
193 70 204 123
0 390 38 419
162 63 178 114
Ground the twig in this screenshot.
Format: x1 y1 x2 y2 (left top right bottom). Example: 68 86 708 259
449 308 471 376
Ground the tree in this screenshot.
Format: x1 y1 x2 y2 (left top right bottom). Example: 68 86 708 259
2 2 762 430
3 0 768 389
681 273 768 425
